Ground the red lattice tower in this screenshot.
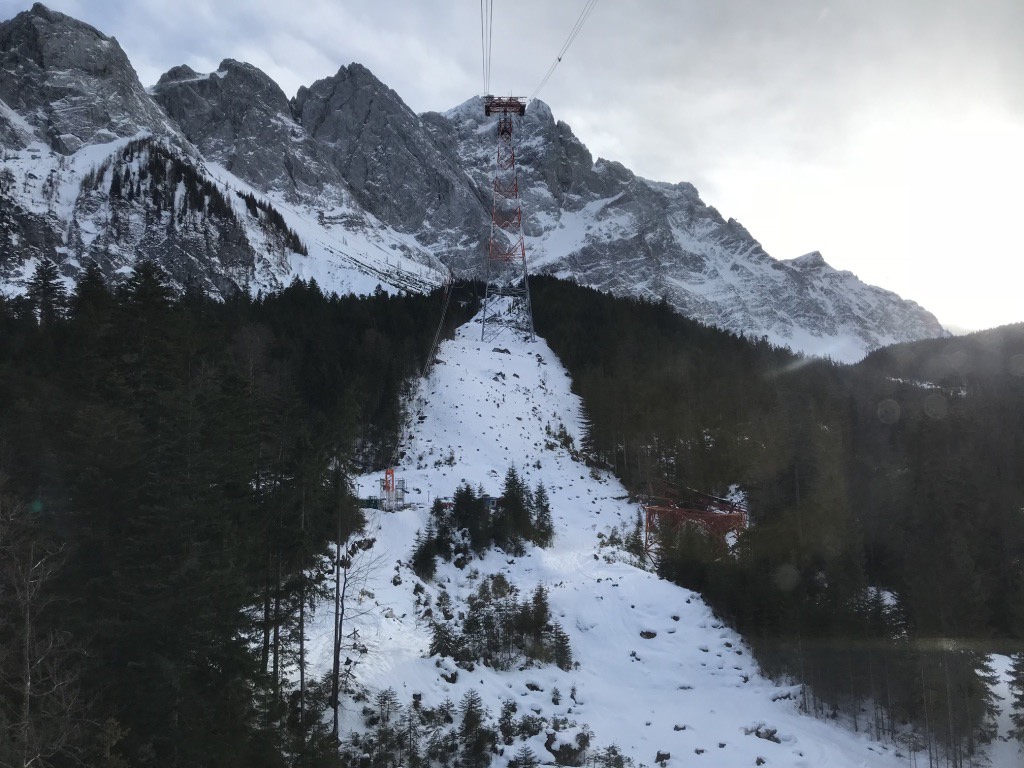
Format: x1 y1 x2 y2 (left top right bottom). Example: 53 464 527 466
480 96 535 343
641 484 748 562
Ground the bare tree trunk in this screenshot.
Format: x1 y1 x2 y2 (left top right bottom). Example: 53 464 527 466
20 542 34 768
943 652 957 768
272 556 281 699
262 548 272 672
922 659 934 768
2 498 79 768
298 484 306 750
271 456 284 700
331 511 346 739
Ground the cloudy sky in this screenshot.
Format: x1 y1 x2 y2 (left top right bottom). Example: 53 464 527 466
4 0 1022 331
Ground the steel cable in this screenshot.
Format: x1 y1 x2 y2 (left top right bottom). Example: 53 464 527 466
530 0 600 101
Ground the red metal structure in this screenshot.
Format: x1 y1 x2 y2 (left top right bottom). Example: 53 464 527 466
480 96 534 342
483 96 527 117
380 468 405 512
641 482 748 560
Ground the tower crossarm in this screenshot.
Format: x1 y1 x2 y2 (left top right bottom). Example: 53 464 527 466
484 96 527 116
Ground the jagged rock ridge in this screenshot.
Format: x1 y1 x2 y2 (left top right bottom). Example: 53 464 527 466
0 3 945 360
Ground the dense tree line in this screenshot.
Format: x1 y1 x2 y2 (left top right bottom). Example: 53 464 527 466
0 262 476 766
82 138 235 223
531 276 1024 765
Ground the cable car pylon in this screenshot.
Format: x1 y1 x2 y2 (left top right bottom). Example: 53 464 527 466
480 95 534 343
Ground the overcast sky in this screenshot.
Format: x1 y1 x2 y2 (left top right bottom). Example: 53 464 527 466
4 0 1023 332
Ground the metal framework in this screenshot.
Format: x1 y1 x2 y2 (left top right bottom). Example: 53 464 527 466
380 468 406 512
641 482 748 561
480 96 534 343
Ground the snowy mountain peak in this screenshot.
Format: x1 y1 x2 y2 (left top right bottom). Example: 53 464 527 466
525 97 555 122
155 63 202 86
787 250 829 269
23 2 68 24
0 3 178 153
442 94 487 122
295 61 417 125
0 4 947 360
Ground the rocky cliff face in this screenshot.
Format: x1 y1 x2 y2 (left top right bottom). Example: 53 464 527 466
0 3 179 153
292 64 488 251
0 5 445 299
0 3 945 360
151 59 347 206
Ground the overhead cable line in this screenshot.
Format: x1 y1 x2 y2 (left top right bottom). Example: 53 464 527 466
384 267 456 475
420 268 456 382
480 0 494 93
529 0 600 101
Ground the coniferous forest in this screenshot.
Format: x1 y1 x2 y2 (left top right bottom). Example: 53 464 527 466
0 261 476 766
2 266 1024 766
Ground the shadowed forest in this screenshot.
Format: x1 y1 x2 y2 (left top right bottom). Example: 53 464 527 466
532 276 1024 767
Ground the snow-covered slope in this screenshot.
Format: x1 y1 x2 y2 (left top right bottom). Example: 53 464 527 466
0 132 447 298
305 320 911 767
0 5 448 298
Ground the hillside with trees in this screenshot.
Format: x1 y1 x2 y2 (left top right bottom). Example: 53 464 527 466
531 276 1024 764
2 268 1023 766
0 262 475 765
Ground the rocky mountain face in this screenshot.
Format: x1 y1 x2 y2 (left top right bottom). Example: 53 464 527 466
293 64 489 248
151 59 347 206
0 3 945 360
0 3 179 153
438 97 944 358
0 4 269 295
0 5 444 299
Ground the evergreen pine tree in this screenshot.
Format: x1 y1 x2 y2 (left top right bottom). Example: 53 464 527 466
429 621 459 659
494 465 529 554
453 482 489 553
1009 653 1024 741
458 689 494 768
625 510 645 560
70 261 110 319
532 481 554 546
531 584 550 642
26 258 67 326
510 744 539 768
109 166 122 198
552 622 574 671
498 699 517 745
411 526 438 581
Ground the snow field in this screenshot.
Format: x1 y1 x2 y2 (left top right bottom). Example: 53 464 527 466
306 319 911 767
